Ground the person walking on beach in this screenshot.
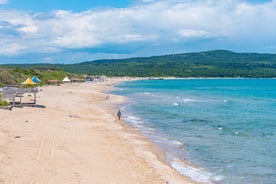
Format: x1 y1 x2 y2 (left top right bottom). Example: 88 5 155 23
117 110 121 121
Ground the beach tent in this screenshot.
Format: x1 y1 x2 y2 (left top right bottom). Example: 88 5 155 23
32 76 41 83
62 76 71 82
22 77 36 85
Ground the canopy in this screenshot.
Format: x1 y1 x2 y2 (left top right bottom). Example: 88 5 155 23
22 77 36 85
32 76 41 83
62 77 71 82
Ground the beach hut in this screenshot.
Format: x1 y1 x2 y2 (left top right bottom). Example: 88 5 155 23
32 76 41 83
62 76 71 83
22 77 36 85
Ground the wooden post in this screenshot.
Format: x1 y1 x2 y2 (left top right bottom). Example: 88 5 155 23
13 96 15 107
34 93 36 107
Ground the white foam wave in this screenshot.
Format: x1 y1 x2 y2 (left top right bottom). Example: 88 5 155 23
183 98 196 102
124 115 156 134
125 115 143 125
124 113 222 184
143 127 156 134
171 159 222 184
170 140 183 146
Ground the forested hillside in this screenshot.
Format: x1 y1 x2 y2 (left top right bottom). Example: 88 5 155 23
2 50 276 78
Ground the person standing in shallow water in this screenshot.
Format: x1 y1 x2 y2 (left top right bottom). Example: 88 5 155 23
117 110 121 120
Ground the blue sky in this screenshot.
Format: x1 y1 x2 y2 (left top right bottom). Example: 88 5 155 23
0 0 275 64
2 0 132 11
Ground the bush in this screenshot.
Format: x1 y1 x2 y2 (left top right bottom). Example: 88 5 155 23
0 93 9 106
0 101 9 106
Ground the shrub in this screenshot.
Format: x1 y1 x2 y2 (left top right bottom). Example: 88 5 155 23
0 93 9 106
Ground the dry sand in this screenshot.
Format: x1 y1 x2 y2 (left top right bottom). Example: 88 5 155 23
0 78 197 184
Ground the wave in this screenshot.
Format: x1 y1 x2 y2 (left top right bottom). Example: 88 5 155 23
171 158 223 184
183 98 197 102
123 113 221 184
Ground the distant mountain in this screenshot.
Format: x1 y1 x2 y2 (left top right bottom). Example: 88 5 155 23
82 50 276 64
2 50 276 78
58 50 276 77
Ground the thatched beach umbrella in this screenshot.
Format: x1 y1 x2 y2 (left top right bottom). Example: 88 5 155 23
46 79 60 85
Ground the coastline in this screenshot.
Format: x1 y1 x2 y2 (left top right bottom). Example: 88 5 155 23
0 77 197 184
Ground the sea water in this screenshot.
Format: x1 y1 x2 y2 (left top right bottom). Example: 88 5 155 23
112 79 276 184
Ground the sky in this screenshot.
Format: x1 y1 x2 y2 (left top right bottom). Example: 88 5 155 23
0 0 275 64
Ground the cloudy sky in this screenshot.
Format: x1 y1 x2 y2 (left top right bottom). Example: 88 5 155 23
0 0 275 64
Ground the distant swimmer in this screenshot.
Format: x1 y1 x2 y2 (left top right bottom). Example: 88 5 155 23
117 110 121 121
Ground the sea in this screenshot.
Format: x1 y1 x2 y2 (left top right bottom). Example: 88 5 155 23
111 79 276 184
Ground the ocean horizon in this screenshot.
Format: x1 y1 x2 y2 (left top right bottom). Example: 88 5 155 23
112 78 276 184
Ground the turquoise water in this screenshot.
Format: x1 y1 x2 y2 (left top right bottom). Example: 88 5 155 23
112 79 276 184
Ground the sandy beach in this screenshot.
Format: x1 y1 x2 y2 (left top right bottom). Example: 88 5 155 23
0 78 197 184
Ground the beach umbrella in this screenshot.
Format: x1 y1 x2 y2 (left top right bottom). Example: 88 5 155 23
32 76 41 83
22 77 36 85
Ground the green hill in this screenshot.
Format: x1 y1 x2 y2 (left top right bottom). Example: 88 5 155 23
58 50 276 77
0 66 78 87
2 50 276 78
0 67 18 87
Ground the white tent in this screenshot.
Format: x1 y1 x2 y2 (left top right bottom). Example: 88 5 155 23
62 77 71 82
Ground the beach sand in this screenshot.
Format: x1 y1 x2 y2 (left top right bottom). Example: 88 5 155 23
0 78 197 184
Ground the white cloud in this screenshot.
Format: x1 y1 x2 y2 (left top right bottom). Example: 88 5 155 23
1 43 24 55
0 0 276 62
178 29 209 38
0 0 8 4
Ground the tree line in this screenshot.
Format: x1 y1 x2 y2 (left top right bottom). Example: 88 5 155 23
2 50 276 78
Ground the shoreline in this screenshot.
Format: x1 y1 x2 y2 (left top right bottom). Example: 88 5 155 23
0 77 197 184
110 78 217 184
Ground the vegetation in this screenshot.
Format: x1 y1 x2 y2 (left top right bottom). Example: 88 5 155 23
0 67 18 87
2 50 276 79
0 66 79 87
57 50 276 78
0 92 9 106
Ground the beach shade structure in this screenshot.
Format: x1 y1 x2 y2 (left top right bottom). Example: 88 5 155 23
71 77 84 83
32 76 41 83
46 79 61 85
22 77 37 85
62 76 71 83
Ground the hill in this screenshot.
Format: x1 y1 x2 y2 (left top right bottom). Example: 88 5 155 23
0 67 18 86
0 66 78 87
58 50 276 77
2 50 276 78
